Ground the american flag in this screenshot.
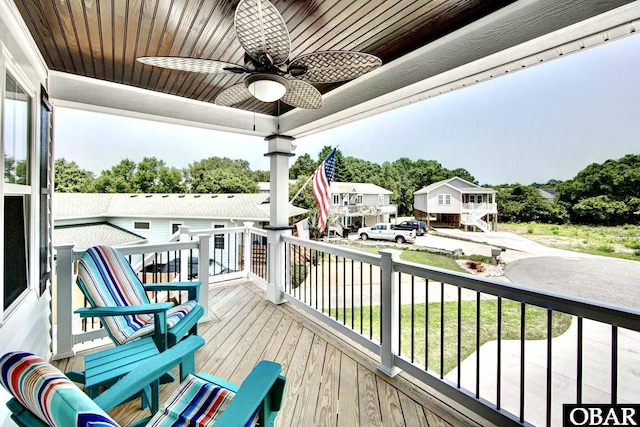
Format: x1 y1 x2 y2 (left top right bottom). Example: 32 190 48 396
312 148 337 233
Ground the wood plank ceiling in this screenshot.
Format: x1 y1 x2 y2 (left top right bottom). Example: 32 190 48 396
15 0 515 116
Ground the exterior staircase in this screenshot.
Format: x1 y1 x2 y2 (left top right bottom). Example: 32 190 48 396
461 205 491 232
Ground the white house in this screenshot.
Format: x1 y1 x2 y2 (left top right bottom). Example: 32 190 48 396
328 182 397 231
413 177 498 232
54 192 306 268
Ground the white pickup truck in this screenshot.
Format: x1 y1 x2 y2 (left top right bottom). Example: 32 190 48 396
357 223 416 244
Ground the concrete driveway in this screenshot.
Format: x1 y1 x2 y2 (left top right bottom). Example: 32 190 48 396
505 256 640 310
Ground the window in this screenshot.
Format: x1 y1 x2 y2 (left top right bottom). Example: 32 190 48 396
332 194 340 205
171 223 182 234
134 221 150 230
477 195 483 203
214 224 225 249
4 74 30 185
355 194 363 205
469 195 475 203
3 71 33 311
378 194 384 205
437 194 451 205
4 196 28 310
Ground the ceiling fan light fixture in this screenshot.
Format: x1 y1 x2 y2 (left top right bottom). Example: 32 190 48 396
245 74 289 102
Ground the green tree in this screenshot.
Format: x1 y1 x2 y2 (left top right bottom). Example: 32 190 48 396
557 154 640 224
54 158 95 192
185 157 258 193
131 157 185 193
289 153 317 179
496 184 568 223
251 170 270 182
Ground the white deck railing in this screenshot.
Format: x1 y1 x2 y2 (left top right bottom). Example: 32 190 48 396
53 222 267 359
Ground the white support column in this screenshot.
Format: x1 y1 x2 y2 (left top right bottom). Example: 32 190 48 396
378 249 402 377
264 134 295 304
242 222 254 278
196 233 211 322
53 244 75 360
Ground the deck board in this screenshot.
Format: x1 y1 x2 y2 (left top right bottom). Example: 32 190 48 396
53 280 487 426
277 327 315 427
358 363 384 426
294 335 327 426
377 376 405 426
337 354 359 426
314 343 341 426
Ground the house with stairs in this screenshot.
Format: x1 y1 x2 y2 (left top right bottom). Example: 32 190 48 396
413 177 498 232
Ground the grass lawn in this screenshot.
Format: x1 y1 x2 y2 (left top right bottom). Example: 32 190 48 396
499 222 640 261
349 245 467 273
328 299 572 375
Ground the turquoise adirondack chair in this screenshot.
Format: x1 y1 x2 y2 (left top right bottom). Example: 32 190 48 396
0 337 286 427
75 246 204 352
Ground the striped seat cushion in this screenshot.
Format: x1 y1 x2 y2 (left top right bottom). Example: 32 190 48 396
77 246 199 345
0 351 119 427
123 300 200 343
146 375 258 427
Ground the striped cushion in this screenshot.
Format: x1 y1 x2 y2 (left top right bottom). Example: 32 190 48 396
77 246 198 345
124 300 200 343
146 375 258 427
0 351 118 427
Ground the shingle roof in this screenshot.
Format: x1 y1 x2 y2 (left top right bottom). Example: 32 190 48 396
330 182 393 195
54 222 146 250
54 193 307 220
414 177 496 195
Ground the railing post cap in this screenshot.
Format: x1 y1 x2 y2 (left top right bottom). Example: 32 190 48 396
379 249 402 259
54 243 76 250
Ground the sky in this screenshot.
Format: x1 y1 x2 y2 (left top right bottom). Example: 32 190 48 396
55 33 640 186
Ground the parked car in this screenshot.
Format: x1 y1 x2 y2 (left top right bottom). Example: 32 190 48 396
391 220 426 236
142 257 231 279
357 223 416 244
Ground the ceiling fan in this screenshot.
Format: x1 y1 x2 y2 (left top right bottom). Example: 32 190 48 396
137 0 381 110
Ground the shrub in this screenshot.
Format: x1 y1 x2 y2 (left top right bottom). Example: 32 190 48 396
624 240 640 250
551 225 559 235
290 264 307 289
596 244 615 253
459 254 493 263
527 222 536 234
635 249 640 257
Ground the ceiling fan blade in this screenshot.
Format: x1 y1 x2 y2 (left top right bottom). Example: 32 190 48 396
235 0 291 65
281 79 322 109
288 51 381 83
137 57 247 74
215 83 254 107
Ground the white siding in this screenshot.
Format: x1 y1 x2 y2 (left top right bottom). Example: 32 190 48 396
414 194 428 213
108 217 241 272
0 1 50 359
428 187 462 214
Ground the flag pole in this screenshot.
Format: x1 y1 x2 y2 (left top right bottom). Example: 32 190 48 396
289 172 314 204
289 145 339 205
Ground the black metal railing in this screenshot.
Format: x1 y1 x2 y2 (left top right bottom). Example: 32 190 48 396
282 235 640 427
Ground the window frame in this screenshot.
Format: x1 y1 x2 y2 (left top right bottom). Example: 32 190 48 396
133 221 151 230
213 223 225 250
437 194 452 205
1 56 38 320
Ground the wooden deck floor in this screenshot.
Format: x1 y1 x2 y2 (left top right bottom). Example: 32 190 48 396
53 280 487 426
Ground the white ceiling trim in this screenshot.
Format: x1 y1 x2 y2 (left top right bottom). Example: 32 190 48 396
49 71 278 137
